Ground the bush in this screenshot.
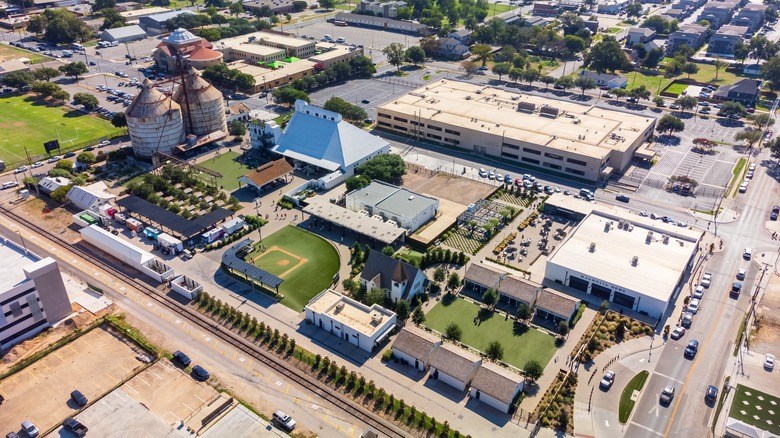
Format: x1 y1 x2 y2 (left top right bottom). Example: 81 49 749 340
381 349 393 362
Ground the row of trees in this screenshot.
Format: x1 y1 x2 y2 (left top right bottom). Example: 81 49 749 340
27 9 93 45
1 62 88 91
382 43 427 71
202 64 256 92
345 154 406 191
288 55 376 92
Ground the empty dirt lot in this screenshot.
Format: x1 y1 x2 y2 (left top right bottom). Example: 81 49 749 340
0 324 146 434
401 171 495 206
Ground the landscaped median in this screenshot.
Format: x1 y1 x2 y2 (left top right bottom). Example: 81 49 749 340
619 370 649 423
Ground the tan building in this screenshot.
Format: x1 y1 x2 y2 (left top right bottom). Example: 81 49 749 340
221 43 286 64
229 60 316 93
309 46 363 69
377 80 657 182
213 31 316 59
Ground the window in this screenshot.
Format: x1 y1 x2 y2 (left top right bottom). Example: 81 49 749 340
523 147 541 155
565 167 585 175
567 157 587 166
444 128 460 136
544 152 563 160
543 162 562 170
521 157 540 165
427 125 442 131
426 133 441 140
502 152 518 159
394 117 408 122
502 143 520 150
378 121 391 127
393 125 407 131
444 138 460 145
378 113 391 119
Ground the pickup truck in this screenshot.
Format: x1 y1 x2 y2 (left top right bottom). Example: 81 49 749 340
63 418 88 437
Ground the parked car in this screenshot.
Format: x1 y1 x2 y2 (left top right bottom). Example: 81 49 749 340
744 248 752 260
765 354 775 370
13 166 28 174
47 155 62 163
63 151 76 158
70 389 88 407
273 410 297 431
736 269 746 280
2 181 19 189
62 418 88 437
706 385 718 402
693 285 704 299
172 350 191 367
192 365 210 380
772 205 780 221
682 312 693 328
600 370 615 389
660 385 675 405
670 326 686 340
21 421 39 438
616 193 630 202
701 273 712 288
687 298 701 314
31 161 44 168
684 339 699 358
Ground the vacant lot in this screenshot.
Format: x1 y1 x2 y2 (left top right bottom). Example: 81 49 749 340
0 95 124 166
0 325 145 434
401 172 494 207
424 297 558 369
627 63 740 94
730 384 780 435
196 150 256 191
0 44 50 64
245 225 340 311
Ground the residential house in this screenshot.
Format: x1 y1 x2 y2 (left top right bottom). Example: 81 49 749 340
532 2 557 17
391 326 441 371
731 3 768 33
579 70 628 89
663 8 689 21
356 0 407 18
698 1 739 29
597 0 629 14
534 288 581 324
434 37 471 60
428 343 482 391
469 363 525 413
449 29 471 45
666 24 707 55
66 182 116 212
626 27 656 47
742 62 763 76
707 25 749 57
360 250 427 303
38 176 71 195
713 78 762 104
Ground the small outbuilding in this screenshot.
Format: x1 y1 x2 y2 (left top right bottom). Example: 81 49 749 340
469 362 525 413
100 25 147 43
534 288 581 324
428 343 482 391
391 326 441 372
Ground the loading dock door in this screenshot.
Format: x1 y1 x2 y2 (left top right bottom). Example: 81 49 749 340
569 276 589 292
591 284 612 301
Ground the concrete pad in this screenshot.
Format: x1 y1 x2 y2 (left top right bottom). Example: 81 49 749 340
200 404 287 438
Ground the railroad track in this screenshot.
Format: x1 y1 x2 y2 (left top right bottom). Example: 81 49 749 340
0 206 405 438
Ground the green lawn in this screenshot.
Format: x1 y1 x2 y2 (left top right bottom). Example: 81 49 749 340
730 384 780 435
0 95 124 167
196 150 255 191
0 44 51 64
624 63 740 95
396 248 424 266
727 157 747 197
491 3 518 14
665 83 688 96
619 370 649 423
245 225 340 311
607 27 622 34
424 297 558 370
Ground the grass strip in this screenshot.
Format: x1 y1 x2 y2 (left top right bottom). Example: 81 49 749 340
619 370 649 424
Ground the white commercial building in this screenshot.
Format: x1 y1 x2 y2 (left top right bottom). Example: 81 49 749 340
544 203 702 319
79 225 175 284
346 181 438 233
67 181 115 212
304 289 396 353
0 237 72 350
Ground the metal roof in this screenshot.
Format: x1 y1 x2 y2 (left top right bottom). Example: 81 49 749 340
302 200 405 244
116 195 234 238
101 25 146 40
222 239 283 288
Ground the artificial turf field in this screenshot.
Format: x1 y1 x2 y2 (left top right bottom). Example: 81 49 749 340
730 384 780 435
245 225 340 311
0 95 124 166
196 150 254 191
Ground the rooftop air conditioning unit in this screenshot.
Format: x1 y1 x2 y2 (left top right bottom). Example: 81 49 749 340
589 242 596 252
663 234 670 244
632 256 639 266
371 313 383 324
335 302 345 311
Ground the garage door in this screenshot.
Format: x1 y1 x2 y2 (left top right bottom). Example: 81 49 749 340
569 276 589 292
613 291 635 309
591 284 612 301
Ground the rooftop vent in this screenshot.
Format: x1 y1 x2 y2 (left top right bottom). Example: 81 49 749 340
335 302 345 311
408 195 415 201
589 242 596 253
663 234 670 244
371 312 383 324
632 256 639 266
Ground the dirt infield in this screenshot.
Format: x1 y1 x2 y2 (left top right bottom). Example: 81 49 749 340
401 172 495 206
0 325 146 434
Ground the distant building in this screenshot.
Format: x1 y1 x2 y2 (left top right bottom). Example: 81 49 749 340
38 176 71 195
666 24 707 55
309 46 364 69
100 25 147 43
237 158 293 193
356 0 407 18
333 12 430 34
697 1 739 29
434 37 470 60
0 240 72 350
626 27 656 47
0 59 29 77
713 79 762 104
532 2 557 16
347 181 438 233
579 70 628 89
731 3 768 33
449 29 471 45
522 15 555 28
360 250 427 303
154 28 223 73
707 25 749 57
469 362 525 413
463 263 541 309
242 0 295 15
305 289 396 352
391 326 441 371
138 9 195 35
597 0 629 14
67 181 115 212
534 288 581 324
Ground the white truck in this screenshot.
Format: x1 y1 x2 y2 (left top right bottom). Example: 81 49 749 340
222 217 246 235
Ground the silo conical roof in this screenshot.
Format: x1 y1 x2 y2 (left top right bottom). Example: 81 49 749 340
127 79 181 118
172 65 224 104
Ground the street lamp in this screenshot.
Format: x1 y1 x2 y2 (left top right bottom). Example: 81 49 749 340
15 230 27 253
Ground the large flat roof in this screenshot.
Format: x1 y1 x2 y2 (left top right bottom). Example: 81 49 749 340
547 209 701 302
222 44 285 57
212 31 312 50
379 80 656 160
303 200 405 244
230 60 316 83
0 237 38 291
306 289 395 338
116 196 234 238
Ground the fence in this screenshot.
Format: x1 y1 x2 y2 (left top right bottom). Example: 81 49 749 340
3 129 128 169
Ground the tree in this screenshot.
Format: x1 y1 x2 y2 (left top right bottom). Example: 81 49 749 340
412 306 426 325
486 341 504 361
585 36 631 73
612 88 628 101
366 288 386 307
349 55 376 77
564 35 586 54
342 278 359 294
734 41 751 65
58 62 88 81
575 76 596 96
383 43 406 71
713 57 726 80
642 48 664 68
111 112 127 127
228 120 246 140
101 8 127 30
653 96 665 107
381 245 395 256
1 71 34 89
75 152 96 166
656 114 685 135
55 159 74 171
395 300 410 322
433 266 446 283
444 322 462 341
229 1 244 16
73 92 99 110
524 68 540 85
482 288 498 308
38 9 93 45
630 85 651 101
734 129 763 149
271 86 310 106
540 75 556 89
323 97 367 121
471 44 493 66
446 272 461 292
615 322 626 340
461 59 479 76
491 62 511 82
33 67 60 82
747 113 775 131
681 62 699 79
641 15 676 34
292 0 306 11
51 89 69 103
30 81 61 98
93 0 116 10
355 154 405 182
558 320 570 336
345 174 371 191
405 46 426 66
718 101 747 117
554 76 575 91
560 11 586 35
50 185 71 203
749 35 779 63
761 55 780 91
320 0 335 10
524 360 543 382
626 1 643 17
675 95 698 112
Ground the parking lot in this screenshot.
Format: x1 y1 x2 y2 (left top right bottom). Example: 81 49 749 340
308 78 415 119
295 21 419 62
0 325 146 436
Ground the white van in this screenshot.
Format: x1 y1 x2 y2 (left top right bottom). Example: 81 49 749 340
110 40 119 47
744 248 752 260
336 37 346 43
71 43 84 50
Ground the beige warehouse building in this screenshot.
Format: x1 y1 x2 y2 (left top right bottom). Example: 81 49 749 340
377 80 657 182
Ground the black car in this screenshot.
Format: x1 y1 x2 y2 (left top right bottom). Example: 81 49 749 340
192 365 210 381
361 99 370 104
615 194 630 202
706 385 718 402
772 206 780 221
172 350 191 367
70 389 88 407
62 418 88 437
684 339 699 358
63 152 76 158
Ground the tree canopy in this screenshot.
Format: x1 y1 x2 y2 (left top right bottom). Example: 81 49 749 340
59 62 88 81
28 9 93 44
761 55 780 91
656 114 685 135
355 154 406 183
73 92 99 110
271 86 310 106
323 97 368 122
584 36 631 73
383 43 406 71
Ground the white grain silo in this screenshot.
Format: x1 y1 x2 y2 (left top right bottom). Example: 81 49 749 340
173 65 228 137
126 80 185 158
